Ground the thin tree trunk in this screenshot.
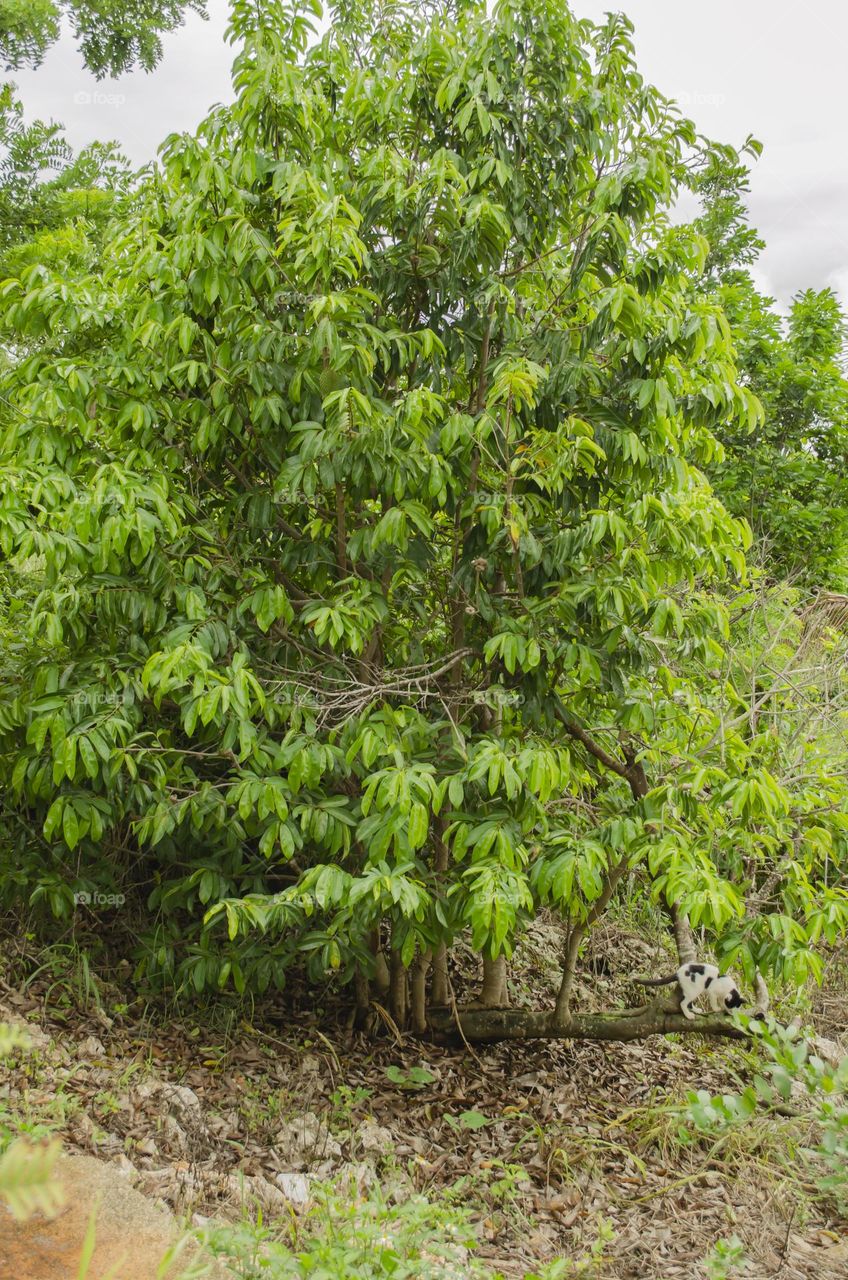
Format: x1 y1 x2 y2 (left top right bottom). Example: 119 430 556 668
477 671 510 1010
410 950 432 1034
374 950 390 997
389 948 408 1026
370 928 390 997
448 302 493 669
553 855 629 1027
431 824 450 1006
334 482 347 575
670 902 697 964
354 967 370 1016
431 945 449 1007
548 713 702 1021
480 953 509 1007
553 926 581 1024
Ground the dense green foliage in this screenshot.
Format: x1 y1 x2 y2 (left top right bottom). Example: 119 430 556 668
1 0 847 1022
0 0 207 76
686 1019 848 1212
692 156 848 586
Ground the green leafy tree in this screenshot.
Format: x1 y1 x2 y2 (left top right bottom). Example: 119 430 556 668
0 0 207 76
690 153 848 586
0 83 129 275
1 0 846 1038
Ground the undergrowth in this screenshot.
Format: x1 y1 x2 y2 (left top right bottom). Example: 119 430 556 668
200 1175 620 1280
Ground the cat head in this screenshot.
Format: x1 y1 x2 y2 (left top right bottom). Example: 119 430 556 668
724 986 744 1010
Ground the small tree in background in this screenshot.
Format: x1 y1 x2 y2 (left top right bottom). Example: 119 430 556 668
0 83 129 275
691 151 848 588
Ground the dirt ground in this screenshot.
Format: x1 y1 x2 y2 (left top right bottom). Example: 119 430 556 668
0 1150 230 1280
1 925 846 1280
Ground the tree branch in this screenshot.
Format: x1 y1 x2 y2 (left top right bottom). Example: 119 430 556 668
334 482 348 575
553 855 629 1026
551 710 698 980
553 702 629 778
429 1004 759 1044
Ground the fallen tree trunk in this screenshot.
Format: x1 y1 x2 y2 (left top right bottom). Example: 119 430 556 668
429 1004 751 1042
429 977 769 1043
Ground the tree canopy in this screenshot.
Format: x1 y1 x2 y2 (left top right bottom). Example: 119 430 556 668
1 0 847 1038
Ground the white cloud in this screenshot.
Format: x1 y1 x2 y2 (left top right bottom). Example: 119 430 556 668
574 0 848 307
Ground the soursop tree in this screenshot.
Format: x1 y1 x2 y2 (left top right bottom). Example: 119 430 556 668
1 0 846 1037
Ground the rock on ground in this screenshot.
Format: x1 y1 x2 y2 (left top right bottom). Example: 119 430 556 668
0 1151 230 1280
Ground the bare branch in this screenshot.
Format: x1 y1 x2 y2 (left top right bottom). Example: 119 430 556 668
553 703 629 779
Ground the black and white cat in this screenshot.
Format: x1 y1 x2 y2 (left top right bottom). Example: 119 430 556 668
637 962 745 1020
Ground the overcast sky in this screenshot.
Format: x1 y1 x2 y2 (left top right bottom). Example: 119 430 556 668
11 0 848 310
